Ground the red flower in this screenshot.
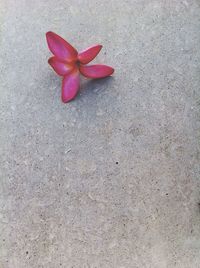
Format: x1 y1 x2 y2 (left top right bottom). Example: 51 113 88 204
46 31 114 103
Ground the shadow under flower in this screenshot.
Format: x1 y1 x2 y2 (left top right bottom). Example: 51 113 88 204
77 76 115 101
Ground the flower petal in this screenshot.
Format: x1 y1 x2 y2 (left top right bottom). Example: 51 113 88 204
62 69 80 103
48 57 74 76
79 64 114 78
78 45 102 64
46 31 78 62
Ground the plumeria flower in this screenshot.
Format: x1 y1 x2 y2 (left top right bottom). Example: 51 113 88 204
46 31 114 103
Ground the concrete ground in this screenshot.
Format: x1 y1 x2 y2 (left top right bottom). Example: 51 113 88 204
0 0 200 267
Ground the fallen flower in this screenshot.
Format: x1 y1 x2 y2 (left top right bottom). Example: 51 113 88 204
46 31 114 103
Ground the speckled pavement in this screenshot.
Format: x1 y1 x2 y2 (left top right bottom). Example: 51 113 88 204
0 1 200 267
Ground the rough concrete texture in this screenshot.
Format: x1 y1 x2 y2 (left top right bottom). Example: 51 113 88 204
0 0 200 267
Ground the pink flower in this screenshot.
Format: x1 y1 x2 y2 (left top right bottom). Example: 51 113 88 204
46 31 114 103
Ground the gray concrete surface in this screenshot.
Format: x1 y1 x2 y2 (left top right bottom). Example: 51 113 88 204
0 0 200 267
